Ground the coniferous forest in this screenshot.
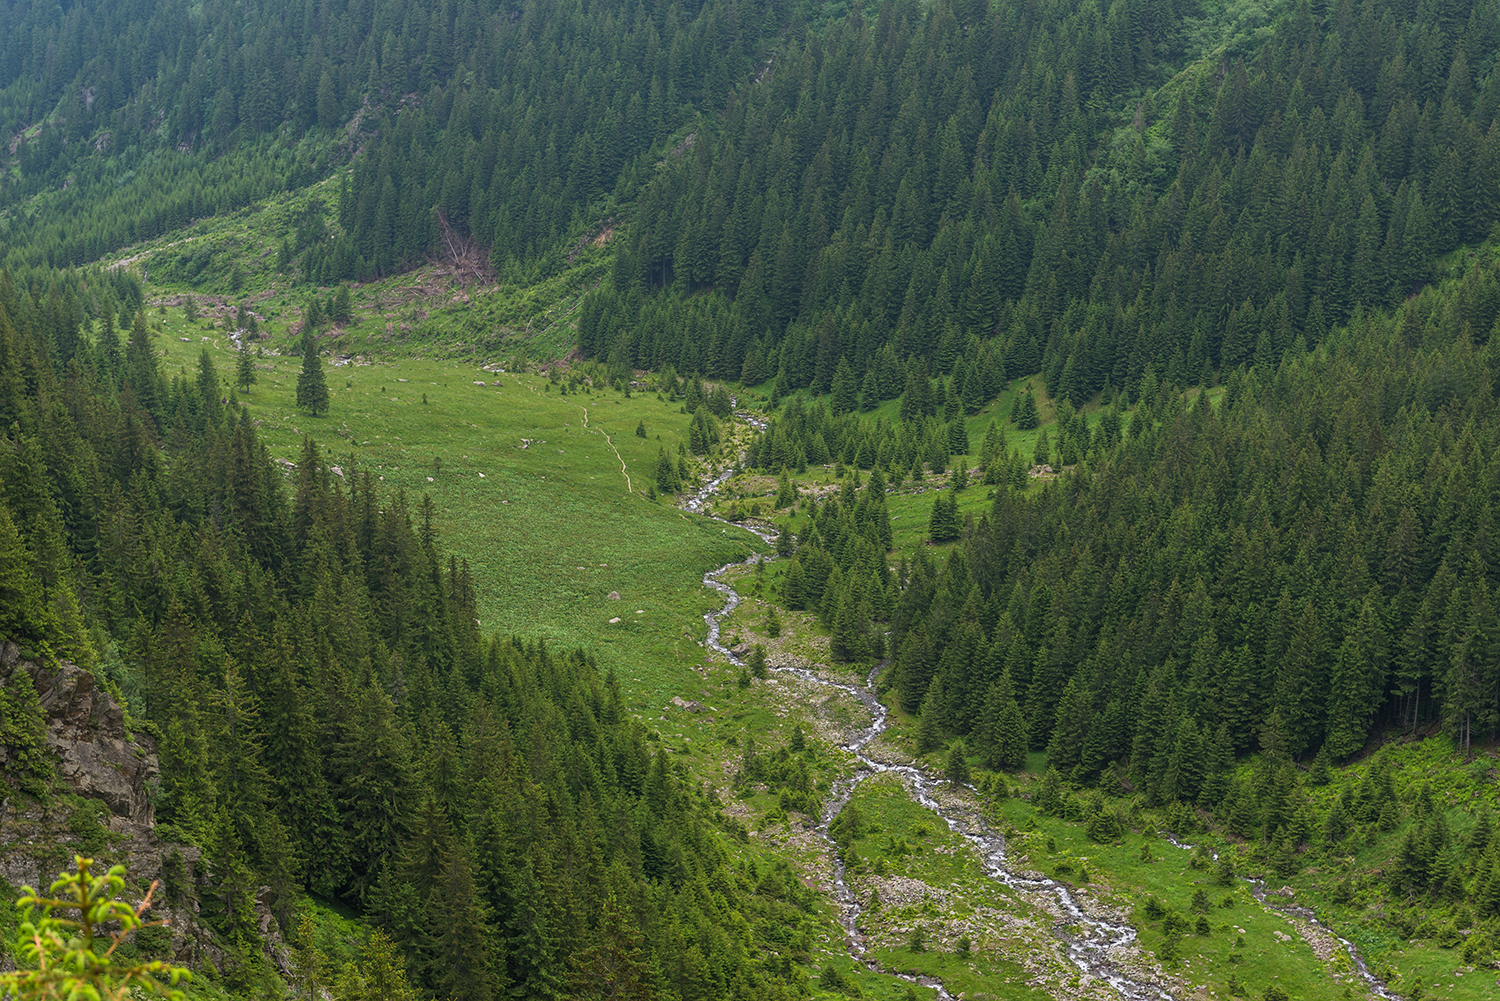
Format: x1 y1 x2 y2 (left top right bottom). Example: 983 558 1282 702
583 0 1500 393
2 0 1500 996
0 280 816 998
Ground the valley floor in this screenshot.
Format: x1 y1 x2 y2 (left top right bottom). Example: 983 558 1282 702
146 314 1498 1001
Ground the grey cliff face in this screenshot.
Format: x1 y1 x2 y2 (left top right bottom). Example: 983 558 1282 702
2 641 158 827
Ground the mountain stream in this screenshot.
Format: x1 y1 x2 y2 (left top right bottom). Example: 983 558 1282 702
690 418 1394 1000
701 555 1181 999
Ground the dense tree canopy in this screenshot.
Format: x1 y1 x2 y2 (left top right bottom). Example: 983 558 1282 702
2 0 1500 987
877 254 1500 796
0 0 795 278
0 270 814 998
581 0 1499 407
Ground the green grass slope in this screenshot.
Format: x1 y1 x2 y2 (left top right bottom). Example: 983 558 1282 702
154 312 761 705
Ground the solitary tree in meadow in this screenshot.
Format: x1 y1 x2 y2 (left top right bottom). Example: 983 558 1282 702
236 341 257 394
297 334 329 417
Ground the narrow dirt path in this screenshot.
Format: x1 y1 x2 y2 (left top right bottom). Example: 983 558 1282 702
510 375 632 494
576 398 632 494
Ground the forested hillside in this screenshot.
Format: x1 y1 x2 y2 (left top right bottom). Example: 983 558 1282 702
0 0 789 277
0 274 815 997
8 0 1497 317
883 252 1500 765
3 0 1500 994
855 249 1500 961
583 0 1499 399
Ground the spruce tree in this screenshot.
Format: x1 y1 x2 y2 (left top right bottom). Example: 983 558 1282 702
158 713 217 843
1477 854 1500 919
1324 594 1390 760
980 420 1005 480
567 893 651 1001
916 675 946 753
0 506 46 647
947 418 969 457
928 492 959 543
926 431 948 475
0 641 51 795
358 931 421 1001
1444 570 1496 759
1033 428 1051 467
859 368 879 410
831 589 869 662
1012 386 1038 429
125 311 160 414
995 693 1028 771
774 523 794 557
944 741 971 785
775 471 797 508
654 447 679 492
781 559 806 609
236 341 257 393
1270 599 1327 757
95 307 121 372
830 355 858 416
331 285 353 324
261 630 345 895
296 333 330 417
334 677 415 902
426 846 495 1001
202 806 260 975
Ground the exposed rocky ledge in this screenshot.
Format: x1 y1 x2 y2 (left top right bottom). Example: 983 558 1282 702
1 640 159 828
2 639 171 890
0 640 266 973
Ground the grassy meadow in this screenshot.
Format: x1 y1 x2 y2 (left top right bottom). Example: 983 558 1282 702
152 312 762 716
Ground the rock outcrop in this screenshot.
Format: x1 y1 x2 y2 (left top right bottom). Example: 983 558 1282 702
2 641 167 882
0 641 294 976
12 644 159 828
1 643 192 960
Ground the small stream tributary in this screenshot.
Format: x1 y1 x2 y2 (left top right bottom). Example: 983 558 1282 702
1157 835 1401 1000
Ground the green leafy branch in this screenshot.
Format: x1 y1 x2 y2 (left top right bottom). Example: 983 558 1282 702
2 856 192 1001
